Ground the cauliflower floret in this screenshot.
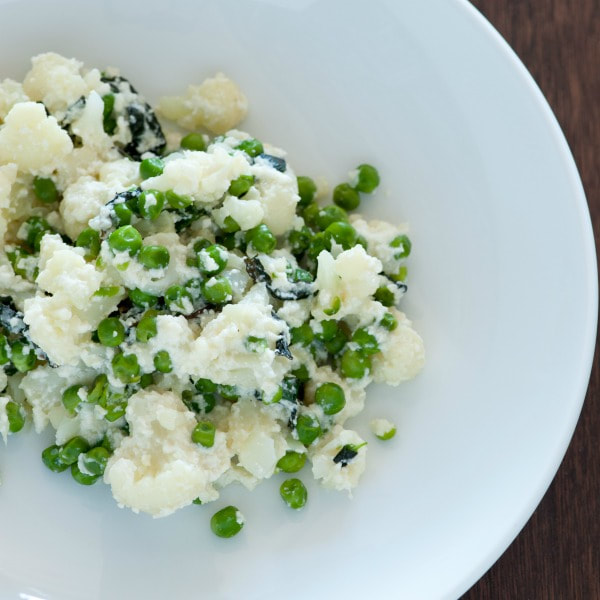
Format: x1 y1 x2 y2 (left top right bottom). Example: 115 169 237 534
250 162 299 235
350 215 409 275
310 426 367 492
0 102 73 175
0 79 29 122
371 308 425 385
225 397 288 480
313 245 384 322
158 72 248 134
23 294 93 366
189 284 291 397
59 176 114 240
36 235 103 309
22 52 96 114
142 147 249 204
104 390 232 517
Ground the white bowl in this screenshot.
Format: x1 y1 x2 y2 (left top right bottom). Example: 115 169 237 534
0 1 596 599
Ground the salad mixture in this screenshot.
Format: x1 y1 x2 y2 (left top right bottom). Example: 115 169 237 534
0 53 424 535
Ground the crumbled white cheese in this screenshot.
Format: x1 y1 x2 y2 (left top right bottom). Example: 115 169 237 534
0 79 29 122
370 418 396 439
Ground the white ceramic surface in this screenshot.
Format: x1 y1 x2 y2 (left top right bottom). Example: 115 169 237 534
0 1 596 599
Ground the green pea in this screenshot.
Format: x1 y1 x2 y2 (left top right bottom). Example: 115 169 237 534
195 378 218 394
292 364 310 382
218 384 239 401
23 216 53 252
94 285 121 298
296 413 321 446
301 202 320 227
228 174 255 197
376 426 397 441
62 384 85 414
315 205 348 230
140 373 154 388
352 328 380 355
41 444 69 473
181 132 207 151
324 221 357 249
276 451 306 473
139 157 164 180
216 231 238 251
76 228 101 260
137 189 165 220
333 183 360 211
6 247 33 279
111 353 141 384
193 238 211 253
380 312 398 331
10 340 36 372
5 401 25 433
290 323 314 346
71 462 100 485
138 245 170 269
288 227 312 255
197 244 228 275
153 350 173 373
323 328 347 355
129 287 159 308
307 232 332 260
246 224 276 254
221 216 240 233
33 176 58 204
353 163 380 193
315 320 339 342
340 349 371 379
244 336 268 353
210 505 244 538
164 285 193 313
108 225 142 255
390 266 408 283
0 334 10 365
390 234 411 259
97 317 126 347
59 436 90 466
102 390 128 422
79 446 111 476
113 202 133 226
296 176 317 208
235 138 263 157
192 497 203 505
374 286 395 307
192 420 216 448
202 276 232 304
184 278 203 301
165 189 193 209
87 374 109 405
136 312 158 342
323 296 341 316
280 478 307 510
315 382 346 415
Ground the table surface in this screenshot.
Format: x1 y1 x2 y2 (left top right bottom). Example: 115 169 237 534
462 1 600 598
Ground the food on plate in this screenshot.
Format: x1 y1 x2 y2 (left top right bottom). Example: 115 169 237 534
0 53 424 530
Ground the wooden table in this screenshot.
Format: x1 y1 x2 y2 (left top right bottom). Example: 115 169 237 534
462 2 600 598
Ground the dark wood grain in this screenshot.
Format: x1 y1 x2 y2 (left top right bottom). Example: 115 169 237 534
462 1 600 599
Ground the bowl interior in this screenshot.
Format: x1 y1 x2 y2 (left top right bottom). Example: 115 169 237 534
0 1 596 599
